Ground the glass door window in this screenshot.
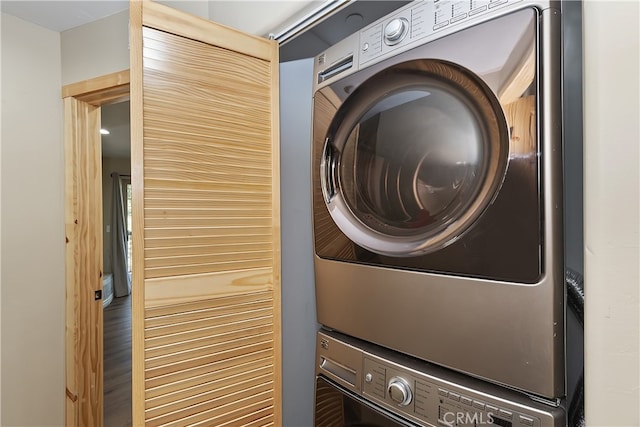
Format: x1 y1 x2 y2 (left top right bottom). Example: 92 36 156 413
322 60 509 256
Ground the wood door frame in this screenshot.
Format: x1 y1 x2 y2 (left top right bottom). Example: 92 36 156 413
63 69 130 427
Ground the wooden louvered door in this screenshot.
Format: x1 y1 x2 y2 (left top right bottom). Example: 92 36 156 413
130 2 281 425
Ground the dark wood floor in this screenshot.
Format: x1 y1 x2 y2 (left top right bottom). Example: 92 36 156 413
104 295 132 427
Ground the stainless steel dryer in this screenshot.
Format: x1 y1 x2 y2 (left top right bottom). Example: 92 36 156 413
312 0 564 399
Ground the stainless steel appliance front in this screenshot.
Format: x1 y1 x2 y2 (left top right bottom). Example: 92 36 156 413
312 0 564 399
314 330 565 427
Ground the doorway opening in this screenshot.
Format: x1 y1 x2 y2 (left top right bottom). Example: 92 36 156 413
101 100 132 427
63 69 130 427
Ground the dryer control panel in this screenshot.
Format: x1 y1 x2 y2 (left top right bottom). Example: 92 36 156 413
316 330 565 427
359 0 524 66
313 0 553 91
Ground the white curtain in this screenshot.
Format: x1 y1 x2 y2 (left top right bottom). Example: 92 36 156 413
111 173 131 297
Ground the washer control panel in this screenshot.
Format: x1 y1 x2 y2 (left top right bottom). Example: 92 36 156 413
317 330 564 427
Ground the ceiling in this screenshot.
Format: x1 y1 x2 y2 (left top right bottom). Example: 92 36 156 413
0 1 129 32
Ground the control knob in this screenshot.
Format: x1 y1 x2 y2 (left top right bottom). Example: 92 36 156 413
384 18 408 45
387 376 413 406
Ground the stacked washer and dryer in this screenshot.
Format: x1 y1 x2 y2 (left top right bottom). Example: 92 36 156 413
311 1 576 426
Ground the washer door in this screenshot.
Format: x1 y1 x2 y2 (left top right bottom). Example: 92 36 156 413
321 60 509 256
315 376 419 427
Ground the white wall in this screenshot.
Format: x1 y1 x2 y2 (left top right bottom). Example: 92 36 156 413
583 1 640 426
1 12 65 426
60 10 129 85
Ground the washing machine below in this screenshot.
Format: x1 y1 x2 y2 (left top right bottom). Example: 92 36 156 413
312 0 565 399
314 330 565 427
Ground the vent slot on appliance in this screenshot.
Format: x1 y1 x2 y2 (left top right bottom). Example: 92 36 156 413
318 55 354 83
320 356 356 386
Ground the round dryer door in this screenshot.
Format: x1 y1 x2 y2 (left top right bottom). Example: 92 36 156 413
321 59 509 257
